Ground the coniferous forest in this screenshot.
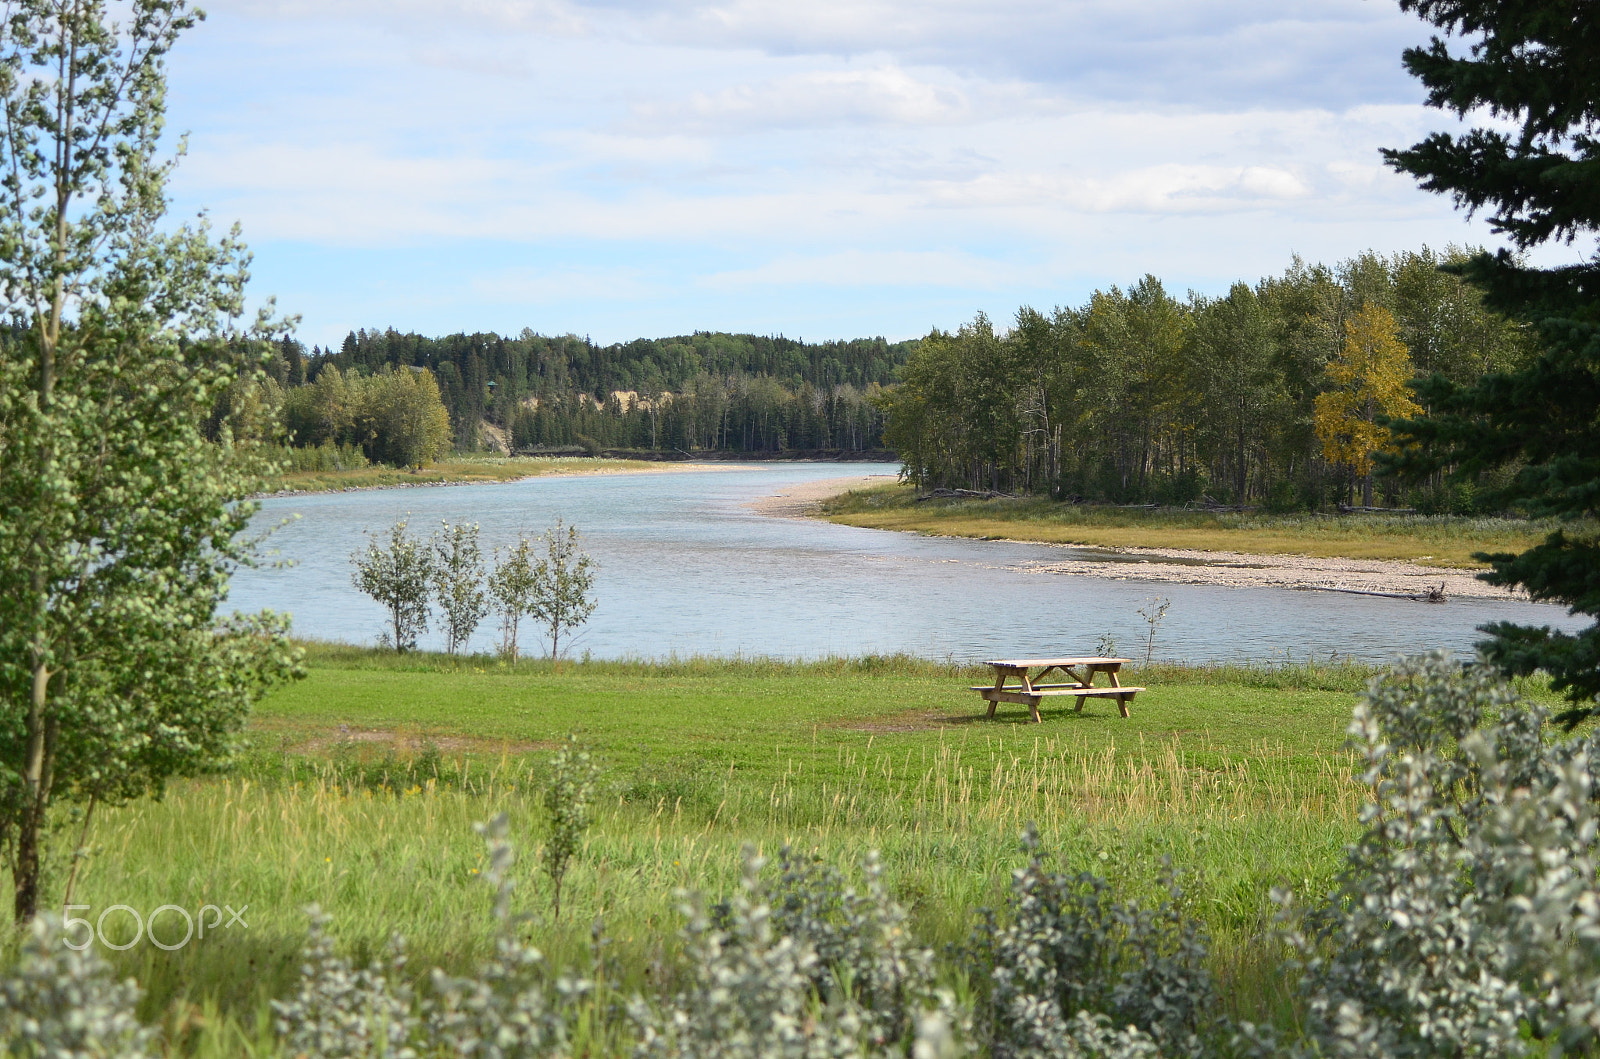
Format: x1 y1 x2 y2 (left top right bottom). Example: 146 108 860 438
255 330 912 458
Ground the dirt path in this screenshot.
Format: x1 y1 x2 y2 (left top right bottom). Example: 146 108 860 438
749 475 1522 601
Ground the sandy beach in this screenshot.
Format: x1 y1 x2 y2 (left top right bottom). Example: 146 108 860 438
750 473 902 517
752 474 1522 601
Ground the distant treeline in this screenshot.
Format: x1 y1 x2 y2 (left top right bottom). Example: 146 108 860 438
252 330 914 458
883 247 1532 512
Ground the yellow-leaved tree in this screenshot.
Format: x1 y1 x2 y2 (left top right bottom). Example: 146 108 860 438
1314 302 1422 507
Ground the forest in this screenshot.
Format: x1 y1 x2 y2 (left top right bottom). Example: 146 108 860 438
251 329 913 459
239 245 1527 513
883 246 1530 512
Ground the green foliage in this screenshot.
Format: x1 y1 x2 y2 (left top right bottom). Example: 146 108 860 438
634 844 961 1059
488 536 539 662
272 908 418 1059
431 522 488 656
0 0 301 923
279 364 452 467
427 813 582 1058
542 735 599 920
1381 0 1600 715
351 521 433 652
887 247 1528 508
271 815 580 1059
527 520 597 661
271 329 908 457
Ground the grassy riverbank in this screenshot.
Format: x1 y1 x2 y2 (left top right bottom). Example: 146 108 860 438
265 455 679 494
820 483 1576 567
15 645 1567 1055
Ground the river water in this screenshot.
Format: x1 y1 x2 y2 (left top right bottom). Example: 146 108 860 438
228 462 1585 664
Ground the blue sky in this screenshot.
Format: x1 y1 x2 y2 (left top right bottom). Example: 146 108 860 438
163 0 1577 348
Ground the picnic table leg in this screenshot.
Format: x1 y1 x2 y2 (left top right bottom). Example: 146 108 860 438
986 671 1004 718
1069 666 1091 712
1105 667 1131 717
1021 669 1041 724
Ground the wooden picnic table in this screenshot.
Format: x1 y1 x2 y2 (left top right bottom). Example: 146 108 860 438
971 657 1144 723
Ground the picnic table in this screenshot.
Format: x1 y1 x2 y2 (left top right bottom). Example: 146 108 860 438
971 657 1143 723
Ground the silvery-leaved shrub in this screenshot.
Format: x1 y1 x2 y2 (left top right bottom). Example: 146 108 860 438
425 813 583 1058
1275 652 1600 1058
633 845 963 1059
754 846 951 1050
971 824 1220 1059
272 907 419 1059
0 914 153 1059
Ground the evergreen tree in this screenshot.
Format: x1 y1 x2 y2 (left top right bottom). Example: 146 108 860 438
1383 0 1600 716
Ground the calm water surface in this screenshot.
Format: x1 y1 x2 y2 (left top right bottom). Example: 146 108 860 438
229 463 1586 663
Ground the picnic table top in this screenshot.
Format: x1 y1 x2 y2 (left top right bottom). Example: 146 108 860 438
984 657 1129 669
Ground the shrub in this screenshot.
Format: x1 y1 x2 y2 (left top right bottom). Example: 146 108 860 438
1273 652 1600 1057
632 845 962 1059
970 825 1222 1059
0 915 152 1059
426 814 585 1058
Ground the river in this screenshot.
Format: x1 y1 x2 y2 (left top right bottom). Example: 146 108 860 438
228 462 1585 663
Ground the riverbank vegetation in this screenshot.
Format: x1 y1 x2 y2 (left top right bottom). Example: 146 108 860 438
882 247 1532 512
265 454 670 494
821 484 1579 566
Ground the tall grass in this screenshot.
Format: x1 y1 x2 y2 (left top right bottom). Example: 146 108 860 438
21 724 1359 1047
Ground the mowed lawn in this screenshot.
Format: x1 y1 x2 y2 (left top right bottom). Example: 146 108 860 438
253 646 1362 776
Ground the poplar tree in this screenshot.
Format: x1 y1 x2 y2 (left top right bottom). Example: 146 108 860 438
1383 0 1600 716
431 521 487 656
0 0 300 921
1314 303 1422 507
529 520 597 661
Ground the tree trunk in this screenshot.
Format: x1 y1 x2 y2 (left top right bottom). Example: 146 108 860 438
15 662 56 922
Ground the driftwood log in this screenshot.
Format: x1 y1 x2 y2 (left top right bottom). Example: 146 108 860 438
1315 583 1448 603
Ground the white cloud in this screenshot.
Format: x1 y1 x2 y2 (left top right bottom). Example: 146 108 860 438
628 65 977 133
706 249 1023 288
162 0 1511 346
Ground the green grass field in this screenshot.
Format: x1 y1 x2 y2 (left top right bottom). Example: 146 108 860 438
820 483 1586 567
10 645 1568 1055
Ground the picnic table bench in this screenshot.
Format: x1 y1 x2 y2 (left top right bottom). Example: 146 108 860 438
972 657 1144 723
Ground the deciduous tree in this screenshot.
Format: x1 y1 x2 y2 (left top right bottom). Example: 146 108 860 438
431 521 487 656
1314 303 1422 506
488 535 536 662
351 521 433 652
529 520 597 661
0 0 301 923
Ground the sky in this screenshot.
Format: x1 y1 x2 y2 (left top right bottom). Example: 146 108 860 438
161 0 1576 349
